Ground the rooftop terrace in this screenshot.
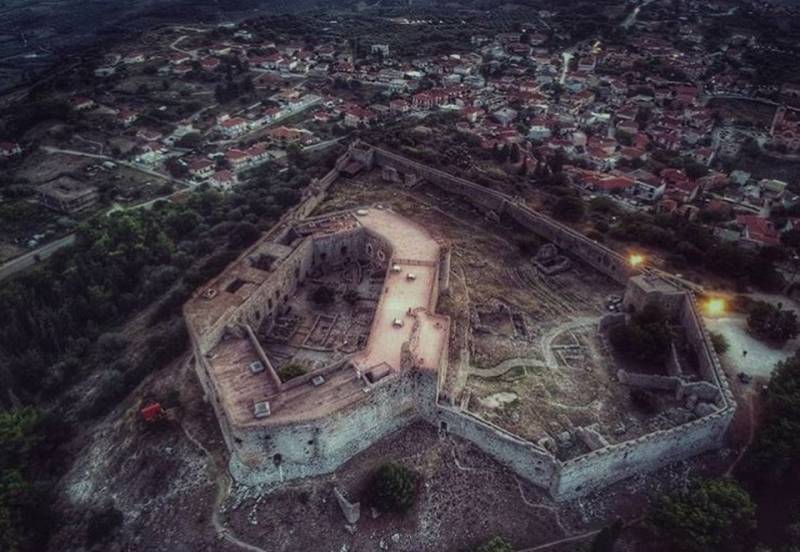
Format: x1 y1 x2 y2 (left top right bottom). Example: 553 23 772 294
199 207 449 427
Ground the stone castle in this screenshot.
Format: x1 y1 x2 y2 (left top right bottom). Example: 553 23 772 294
184 142 735 501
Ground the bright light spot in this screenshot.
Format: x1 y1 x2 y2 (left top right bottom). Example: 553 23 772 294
629 254 645 267
705 298 727 317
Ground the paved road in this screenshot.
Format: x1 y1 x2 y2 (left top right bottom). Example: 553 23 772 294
559 51 573 85
621 0 655 29
0 234 76 281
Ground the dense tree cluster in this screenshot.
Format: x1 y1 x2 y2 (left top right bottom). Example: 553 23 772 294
0 408 52 552
608 213 784 292
748 351 800 480
0 152 330 549
649 479 756 552
747 301 799 344
609 304 672 363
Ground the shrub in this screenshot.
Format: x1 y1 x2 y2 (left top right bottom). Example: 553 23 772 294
343 288 360 305
609 305 671 363
311 285 335 306
630 388 659 414
278 362 306 382
367 463 418 513
474 536 514 552
709 331 729 355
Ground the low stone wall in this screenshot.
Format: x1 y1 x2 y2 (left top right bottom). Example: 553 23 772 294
617 370 682 392
435 406 558 488
552 407 733 499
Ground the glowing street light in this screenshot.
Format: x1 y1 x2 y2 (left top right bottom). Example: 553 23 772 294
705 298 727 317
628 253 645 267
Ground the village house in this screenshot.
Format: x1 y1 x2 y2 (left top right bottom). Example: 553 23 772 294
37 176 99 213
201 57 221 72
266 126 314 147
70 96 95 111
629 169 666 203
389 99 410 114
123 51 146 64
715 215 781 249
211 170 237 190
219 117 250 138
136 142 167 164
343 105 377 128
188 158 215 180
117 109 140 127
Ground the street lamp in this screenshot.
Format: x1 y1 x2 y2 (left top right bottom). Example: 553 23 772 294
628 253 645 267
705 298 727 317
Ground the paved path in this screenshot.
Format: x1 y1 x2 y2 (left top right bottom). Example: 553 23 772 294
170 35 198 59
540 317 599 370
559 52 573 85
0 234 75 281
704 314 796 378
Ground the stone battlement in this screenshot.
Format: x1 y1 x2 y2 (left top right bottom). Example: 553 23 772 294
184 143 735 499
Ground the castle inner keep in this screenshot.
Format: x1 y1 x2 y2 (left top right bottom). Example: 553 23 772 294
184 142 735 501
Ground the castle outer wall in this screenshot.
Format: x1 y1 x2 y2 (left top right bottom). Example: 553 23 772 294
185 143 735 500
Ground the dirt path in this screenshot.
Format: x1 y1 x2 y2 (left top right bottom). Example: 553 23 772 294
517 528 601 551
540 317 599 369
468 357 545 378
726 390 756 477
179 422 269 552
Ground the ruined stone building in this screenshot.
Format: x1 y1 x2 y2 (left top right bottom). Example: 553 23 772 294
184 142 735 500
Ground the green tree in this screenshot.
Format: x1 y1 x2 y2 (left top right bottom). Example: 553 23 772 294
650 479 756 552
709 331 729 355
747 301 799 344
368 463 418 513
474 536 513 552
609 304 672 362
0 408 45 552
748 351 800 478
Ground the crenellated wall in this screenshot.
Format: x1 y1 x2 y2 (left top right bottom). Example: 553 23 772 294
368 144 638 285
187 143 735 502
229 368 441 487
434 406 558 488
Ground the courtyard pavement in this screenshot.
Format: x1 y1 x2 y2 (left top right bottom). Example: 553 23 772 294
704 314 798 379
